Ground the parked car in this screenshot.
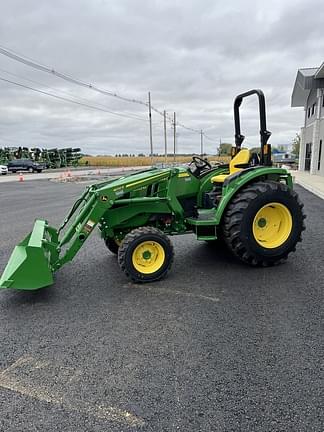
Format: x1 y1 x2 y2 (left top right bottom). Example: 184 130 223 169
7 159 45 173
0 164 8 175
272 152 297 164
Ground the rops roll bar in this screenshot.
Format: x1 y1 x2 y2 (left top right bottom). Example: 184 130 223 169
234 89 272 165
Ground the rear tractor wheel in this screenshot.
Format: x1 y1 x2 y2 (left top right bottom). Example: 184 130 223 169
118 227 174 283
222 181 305 266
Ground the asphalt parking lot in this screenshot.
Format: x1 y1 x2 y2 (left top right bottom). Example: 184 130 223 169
0 179 323 432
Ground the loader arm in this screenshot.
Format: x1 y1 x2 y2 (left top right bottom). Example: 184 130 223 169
0 165 221 291
53 169 173 269
0 169 174 290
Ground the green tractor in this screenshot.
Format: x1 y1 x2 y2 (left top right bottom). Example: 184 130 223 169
0 90 305 291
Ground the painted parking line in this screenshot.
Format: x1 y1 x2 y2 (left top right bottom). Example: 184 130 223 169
130 284 220 303
0 356 144 428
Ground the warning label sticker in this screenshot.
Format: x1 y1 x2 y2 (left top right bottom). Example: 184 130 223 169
83 219 95 234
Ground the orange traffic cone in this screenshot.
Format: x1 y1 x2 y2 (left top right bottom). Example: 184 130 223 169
19 172 24 182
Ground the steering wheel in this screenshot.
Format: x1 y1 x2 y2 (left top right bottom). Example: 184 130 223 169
191 156 212 170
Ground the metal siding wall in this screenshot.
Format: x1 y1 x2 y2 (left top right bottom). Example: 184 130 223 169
318 119 324 176
304 124 314 143
306 88 318 127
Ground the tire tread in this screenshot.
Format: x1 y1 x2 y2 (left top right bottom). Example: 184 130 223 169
222 180 305 266
118 226 174 282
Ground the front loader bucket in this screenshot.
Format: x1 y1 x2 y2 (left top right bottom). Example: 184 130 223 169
0 220 55 291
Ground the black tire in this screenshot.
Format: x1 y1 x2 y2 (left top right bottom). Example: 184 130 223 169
37 170 42 173
105 237 120 255
222 181 306 266
118 227 174 283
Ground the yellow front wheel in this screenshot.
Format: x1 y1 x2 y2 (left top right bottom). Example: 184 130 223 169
118 227 174 282
132 241 165 274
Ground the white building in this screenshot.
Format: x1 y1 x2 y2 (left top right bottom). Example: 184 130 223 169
291 64 324 176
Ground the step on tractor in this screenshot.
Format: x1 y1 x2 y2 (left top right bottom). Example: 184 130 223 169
0 90 306 291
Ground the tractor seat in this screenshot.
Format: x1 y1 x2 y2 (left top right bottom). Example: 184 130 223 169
211 148 250 183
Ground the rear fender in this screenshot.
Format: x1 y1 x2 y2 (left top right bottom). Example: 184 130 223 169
214 167 293 225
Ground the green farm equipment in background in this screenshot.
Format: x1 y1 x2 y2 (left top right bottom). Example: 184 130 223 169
0 146 82 167
33 147 82 168
0 90 306 291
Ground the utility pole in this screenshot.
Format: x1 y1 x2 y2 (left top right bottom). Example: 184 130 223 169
200 130 204 156
148 92 153 165
173 112 176 162
163 110 167 164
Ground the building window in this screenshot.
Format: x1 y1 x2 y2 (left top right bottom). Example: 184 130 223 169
311 103 316 115
305 143 312 171
319 140 322 171
308 107 311 118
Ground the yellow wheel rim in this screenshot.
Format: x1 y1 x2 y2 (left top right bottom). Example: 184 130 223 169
252 202 292 249
132 241 165 274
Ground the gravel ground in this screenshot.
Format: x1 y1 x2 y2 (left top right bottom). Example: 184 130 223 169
0 180 323 432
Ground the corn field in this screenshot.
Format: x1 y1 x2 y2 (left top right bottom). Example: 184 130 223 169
80 155 230 167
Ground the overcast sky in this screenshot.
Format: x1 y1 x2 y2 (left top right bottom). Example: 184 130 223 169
0 0 323 155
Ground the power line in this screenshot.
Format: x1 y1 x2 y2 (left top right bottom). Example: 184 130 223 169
203 133 218 142
0 44 206 134
0 71 218 151
0 76 150 122
0 67 149 123
0 45 149 108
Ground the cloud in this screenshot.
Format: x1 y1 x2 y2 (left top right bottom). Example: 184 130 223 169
0 0 322 154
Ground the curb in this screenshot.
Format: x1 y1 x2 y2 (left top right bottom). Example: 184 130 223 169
294 178 324 200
